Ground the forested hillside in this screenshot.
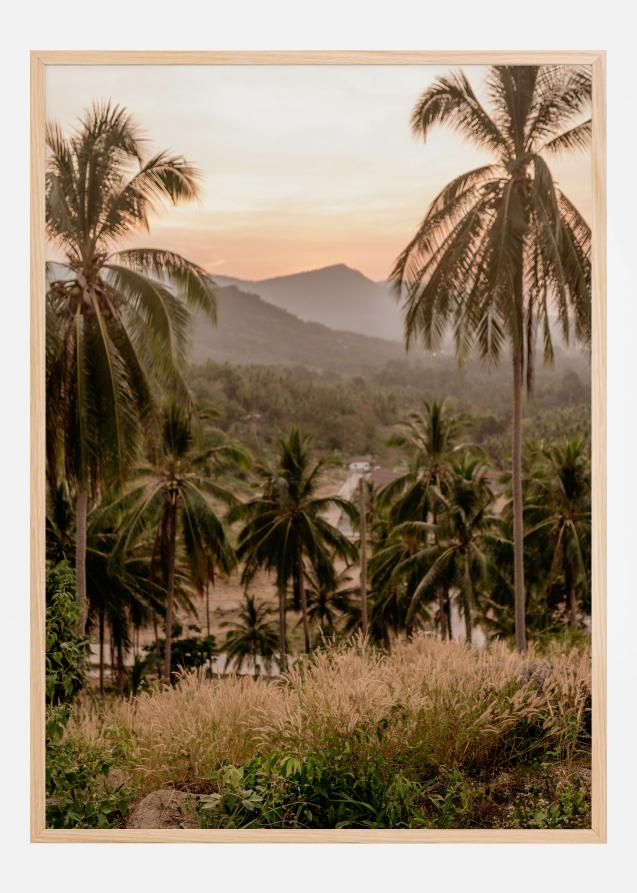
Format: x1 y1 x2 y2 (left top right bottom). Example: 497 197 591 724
187 351 591 463
189 285 406 373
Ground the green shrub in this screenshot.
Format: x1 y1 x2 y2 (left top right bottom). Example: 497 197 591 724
142 629 216 684
45 563 88 704
46 708 134 829
199 745 428 829
507 775 590 829
199 733 477 830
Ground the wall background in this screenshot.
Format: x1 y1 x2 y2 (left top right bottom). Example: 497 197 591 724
1 2 634 889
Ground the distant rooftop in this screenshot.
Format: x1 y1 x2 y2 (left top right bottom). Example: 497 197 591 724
369 468 401 487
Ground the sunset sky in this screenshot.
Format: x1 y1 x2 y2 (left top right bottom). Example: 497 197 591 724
46 65 592 282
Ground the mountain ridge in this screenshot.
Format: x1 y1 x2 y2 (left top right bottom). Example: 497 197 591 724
209 263 404 341
190 283 409 374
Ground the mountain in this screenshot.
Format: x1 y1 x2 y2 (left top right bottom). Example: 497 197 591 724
190 284 409 374
210 264 404 341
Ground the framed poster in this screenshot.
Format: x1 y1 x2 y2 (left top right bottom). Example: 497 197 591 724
31 51 606 842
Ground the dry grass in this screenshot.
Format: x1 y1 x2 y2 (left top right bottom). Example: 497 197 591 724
68 636 590 795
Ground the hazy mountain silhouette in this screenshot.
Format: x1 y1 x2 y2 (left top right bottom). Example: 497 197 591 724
211 264 404 341
190 284 408 374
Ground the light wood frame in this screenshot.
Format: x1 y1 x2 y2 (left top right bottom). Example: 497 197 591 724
30 50 607 844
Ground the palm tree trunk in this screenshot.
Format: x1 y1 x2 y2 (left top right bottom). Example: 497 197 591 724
359 477 369 637
296 545 310 654
98 608 104 695
511 341 528 652
205 582 213 676
277 581 288 673
75 482 88 633
117 638 126 693
163 499 178 683
462 554 473 645
152 610 161 680
437 587 447 640
566 562 578 628
446 592 453 640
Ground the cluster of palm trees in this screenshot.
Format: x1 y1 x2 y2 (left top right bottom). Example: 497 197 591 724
364 403 590 647
45 63 592 688
391 65 592 650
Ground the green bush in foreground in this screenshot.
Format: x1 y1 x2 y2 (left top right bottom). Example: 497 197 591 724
198 745 589 830
54 637 591 829
46 707 134 829
45 563 88 704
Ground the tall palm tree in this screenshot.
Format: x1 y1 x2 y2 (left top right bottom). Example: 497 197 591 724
234 426 358 668
46 101 217 629
222 594 279 678
526 438 591 627
397 454 496 643
392 66 592 651
118 403 242 680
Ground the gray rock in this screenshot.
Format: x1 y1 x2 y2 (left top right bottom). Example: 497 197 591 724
126 789 199 829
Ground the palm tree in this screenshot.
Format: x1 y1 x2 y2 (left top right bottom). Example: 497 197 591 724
526 438 591 627
46 101 217 629
46 480 75 566
367 528 431 645
234 426 358 669
303 563 357 640
397 454 496 643
392 66 592 651
222 594 279 678
380 400 467 634
381 400 464 524
118 403 242 680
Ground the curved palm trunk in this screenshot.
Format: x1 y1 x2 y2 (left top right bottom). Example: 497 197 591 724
512 342 528 652
462 553 473 645
297 547 311 654
163 498 178 683
277 581 288 673
75 483 88 633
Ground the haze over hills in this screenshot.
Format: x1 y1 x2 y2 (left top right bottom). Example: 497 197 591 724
189 263 589 375
211 264 404 341
209 263 588 360
190 284 410 375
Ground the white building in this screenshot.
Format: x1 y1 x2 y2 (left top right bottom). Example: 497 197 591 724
345 455 373 473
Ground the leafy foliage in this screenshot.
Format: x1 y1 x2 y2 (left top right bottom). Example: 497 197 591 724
45 563 88 704
144 631 217 679
46 716 133 829
233 426 358 663
222 595 279 676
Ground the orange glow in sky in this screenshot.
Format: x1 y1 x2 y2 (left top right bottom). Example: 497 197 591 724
46 65 592 282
